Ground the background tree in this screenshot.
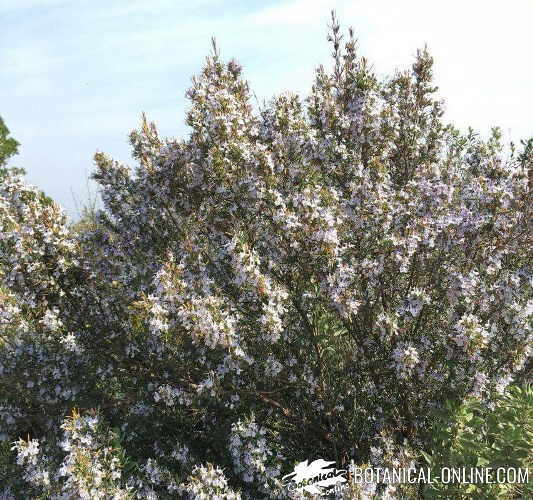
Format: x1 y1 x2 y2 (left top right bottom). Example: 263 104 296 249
0 116 19 168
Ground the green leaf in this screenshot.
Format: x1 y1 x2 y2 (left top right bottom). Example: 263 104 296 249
420 450 433 464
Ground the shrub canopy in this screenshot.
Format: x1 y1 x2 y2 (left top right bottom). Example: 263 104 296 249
1 15 531 499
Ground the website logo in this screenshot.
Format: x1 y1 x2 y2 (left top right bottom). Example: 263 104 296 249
282 458 347 495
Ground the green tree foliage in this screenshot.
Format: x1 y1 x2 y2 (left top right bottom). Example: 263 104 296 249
421 385 532 499
0 116 19 168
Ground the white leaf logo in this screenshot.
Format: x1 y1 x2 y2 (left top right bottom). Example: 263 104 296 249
282 458 347 494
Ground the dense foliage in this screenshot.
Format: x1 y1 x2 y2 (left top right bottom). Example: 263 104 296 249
421 384 532 499
1 15 531 499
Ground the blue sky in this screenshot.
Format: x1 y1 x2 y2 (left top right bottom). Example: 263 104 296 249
2 0 532 218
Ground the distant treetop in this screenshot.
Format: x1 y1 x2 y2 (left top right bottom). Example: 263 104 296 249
0 116 20 167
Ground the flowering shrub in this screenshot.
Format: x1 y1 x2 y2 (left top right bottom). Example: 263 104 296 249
1 13 531 498
11 410 131 499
